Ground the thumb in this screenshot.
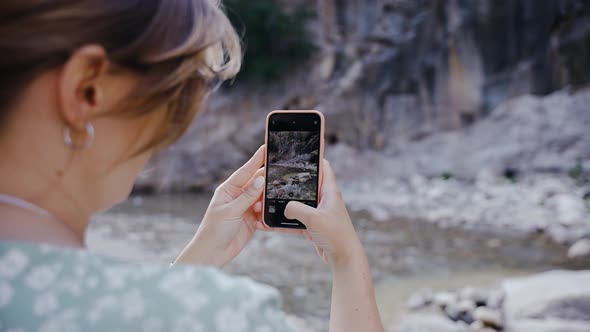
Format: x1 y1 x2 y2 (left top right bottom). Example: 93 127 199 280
227 176 264 216
285 201 317 227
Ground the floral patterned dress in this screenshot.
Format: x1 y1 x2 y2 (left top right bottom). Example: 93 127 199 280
0 241 295 332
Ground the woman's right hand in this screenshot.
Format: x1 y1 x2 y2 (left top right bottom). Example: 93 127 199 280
284 159 365 267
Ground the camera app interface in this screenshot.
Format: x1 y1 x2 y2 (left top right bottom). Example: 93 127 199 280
265 113 320 227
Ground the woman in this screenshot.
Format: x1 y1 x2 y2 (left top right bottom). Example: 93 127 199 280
0 0 383 331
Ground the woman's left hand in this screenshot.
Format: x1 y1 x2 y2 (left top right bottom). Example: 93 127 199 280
174 145 268 267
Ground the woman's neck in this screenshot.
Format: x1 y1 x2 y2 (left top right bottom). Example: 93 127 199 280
0 203 85 248
0 136 90 248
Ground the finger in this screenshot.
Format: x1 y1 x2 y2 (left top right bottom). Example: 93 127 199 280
284 201 317 227
320 159 341 202
256 222 306 235
303 230 314 242
222 145 265 191
226 176 265 216
253 201 262 213
243 167 266 189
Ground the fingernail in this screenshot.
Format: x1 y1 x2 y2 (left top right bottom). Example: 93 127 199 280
253 176 264 189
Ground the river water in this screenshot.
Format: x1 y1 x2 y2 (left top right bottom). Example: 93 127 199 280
87 193 577 331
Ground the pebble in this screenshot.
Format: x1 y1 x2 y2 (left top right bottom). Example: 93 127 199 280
444 302 461 321
460 287 489 306
567 238 590 259
434 291 459 310
455 300 475 325
470 320 497 332
131 196 144 206
457 299 476 313
486 290 505 309
407 289 433 310
473 307 503 330
470 320 484 331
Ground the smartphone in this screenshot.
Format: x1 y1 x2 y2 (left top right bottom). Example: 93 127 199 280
263 110 325 229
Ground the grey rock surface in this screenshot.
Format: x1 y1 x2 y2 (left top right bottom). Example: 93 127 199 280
567 239 590 259
503 270 590 322
394 312 469 332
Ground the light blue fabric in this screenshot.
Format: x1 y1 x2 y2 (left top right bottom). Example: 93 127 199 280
0 241 294 332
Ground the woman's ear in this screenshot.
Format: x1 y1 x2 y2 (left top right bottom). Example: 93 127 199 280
58 44 108 131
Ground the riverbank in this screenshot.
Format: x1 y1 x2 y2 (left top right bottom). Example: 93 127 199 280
87 194 585 332
396 270 590 332
327 89 590 256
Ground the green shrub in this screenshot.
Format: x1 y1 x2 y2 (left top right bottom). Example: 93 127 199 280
441 172 453 180
224 0 315 83
568 160 584 181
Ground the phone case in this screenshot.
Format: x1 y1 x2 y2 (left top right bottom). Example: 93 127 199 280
262 110 325 229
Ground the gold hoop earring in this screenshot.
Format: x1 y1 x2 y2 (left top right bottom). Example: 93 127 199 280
64 123 95 149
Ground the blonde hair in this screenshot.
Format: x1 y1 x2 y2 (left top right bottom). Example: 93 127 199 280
0 0 241 150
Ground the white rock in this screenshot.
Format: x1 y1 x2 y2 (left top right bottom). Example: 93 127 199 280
567 239 590 259
486 290 505 309
407 289 433 310
460 287 489 306
395 312 469 332
503 270 590 321
457 299 476 314
507 318 590 332
473 307 503 330
285 314 317 332
469 320 484 331
549 194 587 226
434 291 460 309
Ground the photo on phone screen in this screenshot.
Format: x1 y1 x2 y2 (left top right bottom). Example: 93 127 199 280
264 112 322 228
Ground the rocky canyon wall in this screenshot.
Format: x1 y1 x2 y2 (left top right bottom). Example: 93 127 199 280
136 0 590 192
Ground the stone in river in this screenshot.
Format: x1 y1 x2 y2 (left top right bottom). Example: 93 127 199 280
473 307 504 330
460 286 490 307
407 289 433 310
567 239 590 259
503 270 590 322
434 291 459 310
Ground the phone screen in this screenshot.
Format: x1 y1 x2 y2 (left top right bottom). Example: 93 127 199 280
264 112 322 228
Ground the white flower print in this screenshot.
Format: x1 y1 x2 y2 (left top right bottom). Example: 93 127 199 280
24 263 62 290
121 289 145 321
263 306 287 329
215 307 248 332
39 308 80 332
86 276 99 289
158 269 209 312
142 316 164 332
6 328 26 332
173 315 204 332
73 264 87 277
0 280 14 309
158 271 184 293
87 294 117 322
103 266 129 289
0 249 29 280
39 244 58 254
178 289 209 312
33 291 59 316
255 326 273 332
212 272 236 291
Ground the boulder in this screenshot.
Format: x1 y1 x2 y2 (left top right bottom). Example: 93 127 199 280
507 318 590 332
434 291 460 310
567 239 590 259
394 312 469 332
503 270 590 322
472 307 503 330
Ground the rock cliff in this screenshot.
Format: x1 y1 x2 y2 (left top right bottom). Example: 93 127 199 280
135 0 590 193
